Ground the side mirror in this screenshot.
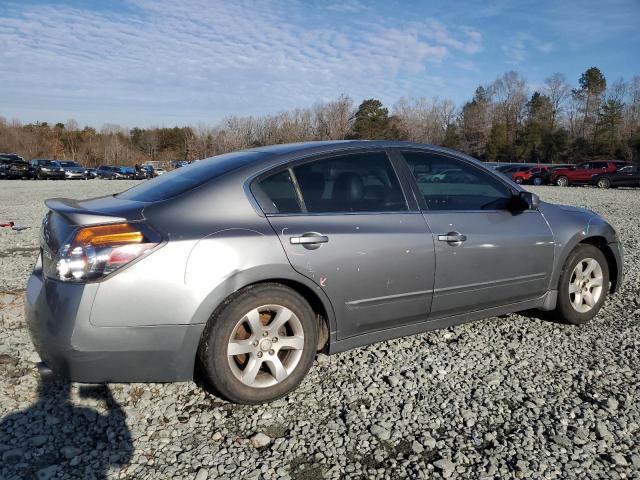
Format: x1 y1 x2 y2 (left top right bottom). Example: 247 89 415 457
518 191 540 210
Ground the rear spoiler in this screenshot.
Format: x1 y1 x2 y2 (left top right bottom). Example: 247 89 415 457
45 198 128 226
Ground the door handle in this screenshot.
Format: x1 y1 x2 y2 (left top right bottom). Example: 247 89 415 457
438 232 467 244
290 232 329 250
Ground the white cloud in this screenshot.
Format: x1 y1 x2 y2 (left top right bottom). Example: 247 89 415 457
537 42 553 53
0 0 483 125
501 33 554 64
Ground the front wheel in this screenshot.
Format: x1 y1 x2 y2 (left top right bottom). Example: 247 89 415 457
514 177 523 184
556 176 569 187
532 177 544 186
597 177 611 189
198 283 318 404
553 244 609 325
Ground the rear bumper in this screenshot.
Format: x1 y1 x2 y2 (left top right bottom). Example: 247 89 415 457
25 264 204 383
65 172 86 179
7 170 30 178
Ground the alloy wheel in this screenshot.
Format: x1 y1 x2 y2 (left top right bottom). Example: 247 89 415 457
227 305 304 388
597 178 610 189
568 258 603 313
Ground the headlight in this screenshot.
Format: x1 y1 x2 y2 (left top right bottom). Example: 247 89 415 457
54 223 160 281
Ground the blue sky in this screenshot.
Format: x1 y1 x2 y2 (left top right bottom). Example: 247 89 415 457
1 0 639 127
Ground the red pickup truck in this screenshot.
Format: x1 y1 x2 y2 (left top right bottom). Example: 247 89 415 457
550 160 629 187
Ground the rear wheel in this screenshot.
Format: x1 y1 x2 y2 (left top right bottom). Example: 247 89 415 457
556 176 569 187
532 176 544 186
198 283 318 404
514 177 523 184
597 177 611 189
553 244 609 325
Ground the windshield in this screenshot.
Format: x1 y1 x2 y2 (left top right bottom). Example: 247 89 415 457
38 160 60 166
117 150 268 202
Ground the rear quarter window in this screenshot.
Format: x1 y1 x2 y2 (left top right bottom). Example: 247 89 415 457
117 151 268 202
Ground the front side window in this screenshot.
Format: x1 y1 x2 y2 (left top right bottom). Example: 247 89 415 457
401 151 513 211
293 151 407 213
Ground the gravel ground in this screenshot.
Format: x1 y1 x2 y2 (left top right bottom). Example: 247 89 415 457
0 180 639 480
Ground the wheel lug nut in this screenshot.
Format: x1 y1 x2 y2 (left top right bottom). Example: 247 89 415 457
257 352 263 358
269 349 275 355
253 340 259 347
272 337 278 343
263 331 269 337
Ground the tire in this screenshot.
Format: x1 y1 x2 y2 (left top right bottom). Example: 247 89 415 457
198 283 318 404
514 177 523 184
597 177 611 189
532 177 543 186
553 244 609 325
556 176 569 187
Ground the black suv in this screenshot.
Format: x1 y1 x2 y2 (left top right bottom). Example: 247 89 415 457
0 154 31 179
30 159 66 180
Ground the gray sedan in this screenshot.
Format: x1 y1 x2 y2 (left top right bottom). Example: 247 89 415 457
26 141 623 404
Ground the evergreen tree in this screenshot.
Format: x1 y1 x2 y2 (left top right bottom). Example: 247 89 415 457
353 99 390 139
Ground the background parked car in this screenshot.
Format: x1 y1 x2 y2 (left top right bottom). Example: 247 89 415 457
30 159 65 180
58 160 89 180
511 166 549 184
116 167 136 179
97 165 128 179
155 167 167 175
85 168 98 179
0 154 31 179
550 160 628 187
496 164 533 177
590 163 640 188
141 164 156 178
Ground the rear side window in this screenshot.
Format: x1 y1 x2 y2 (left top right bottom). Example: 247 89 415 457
118 151 268 202
401 151 512 211
293 151 407 213
254 170 301 214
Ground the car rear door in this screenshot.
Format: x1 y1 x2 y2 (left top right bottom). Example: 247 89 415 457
395 149 555 319
252 150 436 339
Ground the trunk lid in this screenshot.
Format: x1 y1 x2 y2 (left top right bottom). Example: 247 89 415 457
42 196 147 253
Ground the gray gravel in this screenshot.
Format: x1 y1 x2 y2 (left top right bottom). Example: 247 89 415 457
1 180 639 479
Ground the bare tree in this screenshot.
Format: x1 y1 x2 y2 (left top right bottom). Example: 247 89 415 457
544 73 571 129
488 71 528 151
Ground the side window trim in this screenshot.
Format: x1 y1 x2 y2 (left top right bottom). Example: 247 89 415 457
287 167 308 213
392 148 518 212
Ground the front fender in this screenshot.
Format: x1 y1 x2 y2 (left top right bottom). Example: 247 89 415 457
538 202 621 292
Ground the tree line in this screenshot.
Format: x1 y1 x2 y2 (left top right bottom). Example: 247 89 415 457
1 67 639 167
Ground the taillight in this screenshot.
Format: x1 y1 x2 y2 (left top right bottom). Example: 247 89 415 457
54 223 160 282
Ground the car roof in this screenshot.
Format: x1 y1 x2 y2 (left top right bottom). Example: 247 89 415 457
247 140 461 156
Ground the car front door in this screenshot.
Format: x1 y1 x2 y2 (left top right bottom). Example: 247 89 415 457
396 149 555 319
252 150 436 339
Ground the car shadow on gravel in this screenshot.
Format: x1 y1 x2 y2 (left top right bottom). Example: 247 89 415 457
0 381 132 479
517 308 567 325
